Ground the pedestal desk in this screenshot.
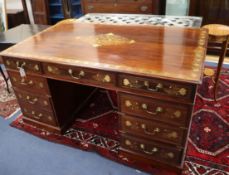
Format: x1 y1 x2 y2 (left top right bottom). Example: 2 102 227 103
0 14 207 174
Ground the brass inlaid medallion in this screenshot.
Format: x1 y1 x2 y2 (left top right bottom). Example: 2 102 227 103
75 33 136 47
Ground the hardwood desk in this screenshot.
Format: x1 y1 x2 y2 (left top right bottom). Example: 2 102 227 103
0 17 207 174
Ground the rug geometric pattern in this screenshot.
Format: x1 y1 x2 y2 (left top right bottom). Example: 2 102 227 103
0 71 19 118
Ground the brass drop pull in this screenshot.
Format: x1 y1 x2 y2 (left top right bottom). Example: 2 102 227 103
140 5 148 12
142 104 163 115
122 79 142 88
33 113 43 120
144 81 163 92
26 96 38 104
16 61 26 69
68 69 85 80
140 144 158 155
88 5 94 10
20 79 33 86
141 124 161 135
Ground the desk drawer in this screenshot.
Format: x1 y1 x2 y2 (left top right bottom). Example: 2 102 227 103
120 115 186 146
121 134 183 166
118 74 195 101
119 93 191 127
3 57 42 74
14 89 53 111
8 71 50 94
85 2 153 14
21 104 57 126
43 63 116 87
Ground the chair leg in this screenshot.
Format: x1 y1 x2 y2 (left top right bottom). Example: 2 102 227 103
0 66 10 93
214 37 229 101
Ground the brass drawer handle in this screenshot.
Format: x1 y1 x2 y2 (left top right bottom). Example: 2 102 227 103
144 81 163 92
31 111 43 120
123 79 163 92
16 61 26 69
140 144 158 155
20 78 33 86
122 79 143 88
26 96 38 104
142 104 163 115
140 5 148 12
141 124 161 135
95 74 112 83
68 69 85 80
88 5 94 10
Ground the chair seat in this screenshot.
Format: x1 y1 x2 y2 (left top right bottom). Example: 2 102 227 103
203 24 229 42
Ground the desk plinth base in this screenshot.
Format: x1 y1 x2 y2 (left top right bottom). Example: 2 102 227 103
119 148 183 175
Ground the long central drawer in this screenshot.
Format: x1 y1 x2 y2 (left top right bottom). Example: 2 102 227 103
43 63 116 88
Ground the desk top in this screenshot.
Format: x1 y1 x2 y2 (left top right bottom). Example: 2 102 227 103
0 19 208 84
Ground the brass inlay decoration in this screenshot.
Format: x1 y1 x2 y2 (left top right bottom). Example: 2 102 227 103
48 116 53 121
34 64 39 71
43 100 48 106
103 75 111 83
125 120 132 127
174 110 181 118
6 60 10 65
123 79 131 86
167 152 175 159
75 33 136 47
125 140 131 146
39 82 44 88
178 88 187 96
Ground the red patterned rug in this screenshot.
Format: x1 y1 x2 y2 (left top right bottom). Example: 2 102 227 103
11 67 229 175
0 71 19 118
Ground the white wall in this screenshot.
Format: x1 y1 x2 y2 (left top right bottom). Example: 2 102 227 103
166 0 190 16
6 0 34 23
6 0 23 10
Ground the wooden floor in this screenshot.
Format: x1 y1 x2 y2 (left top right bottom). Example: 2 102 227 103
206 54 229 64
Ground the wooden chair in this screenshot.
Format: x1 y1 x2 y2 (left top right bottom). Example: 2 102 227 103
202 24 229 100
